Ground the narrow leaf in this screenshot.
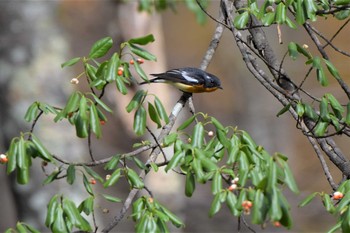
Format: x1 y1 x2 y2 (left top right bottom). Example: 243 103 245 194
61 57 81 68
88 37 113 59
133 106 147 136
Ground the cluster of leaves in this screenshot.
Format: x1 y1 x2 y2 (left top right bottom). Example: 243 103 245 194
137 0 209 24
279 42 350 137
300 180 350 232
233 0 350 29
132 196 184 232
4 222 40 233
156 113 299 228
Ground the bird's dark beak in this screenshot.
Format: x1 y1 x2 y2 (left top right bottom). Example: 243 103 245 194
218 86 223 90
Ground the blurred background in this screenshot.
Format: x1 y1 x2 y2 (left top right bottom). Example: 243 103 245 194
0 0 349 232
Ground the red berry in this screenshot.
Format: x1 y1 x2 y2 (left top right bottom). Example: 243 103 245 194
100 120 106 125
129 59 135 65
333 191 344 200
273 221 281 227
90 178 96 185
137 58 144 64
117 70 123 76
0 154 8 164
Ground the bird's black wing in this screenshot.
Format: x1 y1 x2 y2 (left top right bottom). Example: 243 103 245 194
150 68 205 85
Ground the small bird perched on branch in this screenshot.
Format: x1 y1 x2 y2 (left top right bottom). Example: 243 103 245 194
140 67 222 93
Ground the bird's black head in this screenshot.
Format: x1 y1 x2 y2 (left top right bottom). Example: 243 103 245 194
204 73 222 89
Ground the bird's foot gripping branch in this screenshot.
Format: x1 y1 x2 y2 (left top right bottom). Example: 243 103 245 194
2 35 298 232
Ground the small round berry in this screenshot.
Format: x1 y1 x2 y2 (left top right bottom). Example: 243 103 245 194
266 6 275 12
208 131 214 137
232 177 239 184
129 59 135 65
333 191 344 200
0 154 8 164
242 200 253 209
106 174 111 180
100 120 106 125
273 221 281 227
148 197 154 203
302 44 309 49
137 58 144 64
70 78 79 84
102 208 109 214
117 70 123 76
90 178 96 185
187 138 192 143
228 184 237 191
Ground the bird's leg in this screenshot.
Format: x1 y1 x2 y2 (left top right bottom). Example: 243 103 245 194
188 96 196 115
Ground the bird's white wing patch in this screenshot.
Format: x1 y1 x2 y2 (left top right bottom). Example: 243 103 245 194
181 71 200 83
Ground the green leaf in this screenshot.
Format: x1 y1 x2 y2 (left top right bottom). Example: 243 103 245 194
22 223 40 233
326 93 344 117
90 104 102 138
133 106 147 136
103 168 121 188
285 17 297 29
191 123 204 148
129 44 157 61
275 2 286 24
128 34 155 45
322 193 335 214
304 0 317 21
104 155 121 170
52 205 68 233
45 194 59 228
323 60 341 80
105 53 119 82
88 37 113 59
66 165 76 185
102 194 122 203
261 12 275 26
304 103 318 121
234 11 250 29
288 42 298 60
295 0 306 24
126 168 144 189
296 43 312 59
61 57 81 68
212 171 222 195
116 77 128 95
269 188 282 221
62 198 84 228
163 133 178 147
31 134 54 162
226 191 238 216
132 197 145 221
328 222 342 233
185 172 195 197
154 96 169 124
83 174 94 196
320 97 330 122
165 151 185 172
314 121 329 136
85 63 97 81
6 138 18 174
346 102 350 125
177 115 196 131
299 192 318 207
238 151 249 186
252 189 265 224
148 102 161 128
90 93 113 113
75 114 89 138
282 161 299 193
24 102 39 122
43 168 61 185
126 90 146 113
83 165 103 183
133 58 149 81
159 205 184 228
334 0 350 5
209 193 222 217
317 67 328 86
79 196 94 215
17 137 28 169
335 9 350 20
